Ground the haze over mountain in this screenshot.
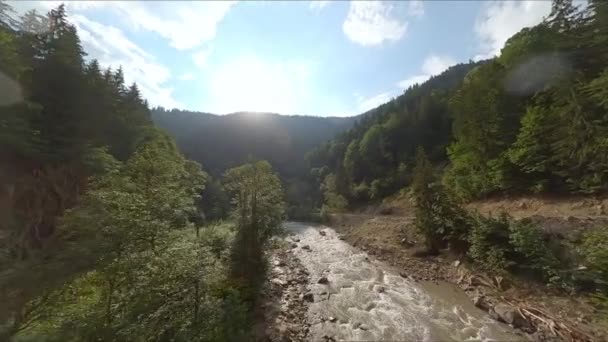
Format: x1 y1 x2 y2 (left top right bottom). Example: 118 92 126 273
151 109 360 177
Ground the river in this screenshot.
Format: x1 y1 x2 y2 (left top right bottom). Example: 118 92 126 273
284 222 524 342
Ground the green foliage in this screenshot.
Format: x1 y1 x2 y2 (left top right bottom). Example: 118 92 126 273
508 219 562 282
306 62 477 206
224 160 285 302
321 173 348 211
351 181 370 201
468 214 514 271
581 228 608 290
412 147 471 253
468 214 564 285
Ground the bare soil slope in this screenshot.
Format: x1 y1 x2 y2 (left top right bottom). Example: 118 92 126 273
330 194 608 341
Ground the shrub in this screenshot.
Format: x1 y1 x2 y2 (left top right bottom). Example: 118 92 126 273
508 218 561 284
352 182 370 201
468 214 565 285
319 205 331 222
370 178 390 199
468 214 514 271
581 228 608 291
412 147 472 253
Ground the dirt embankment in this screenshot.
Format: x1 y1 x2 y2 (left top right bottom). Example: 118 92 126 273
329 195 608 341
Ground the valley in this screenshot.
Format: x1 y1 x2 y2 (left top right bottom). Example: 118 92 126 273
1 1 607 341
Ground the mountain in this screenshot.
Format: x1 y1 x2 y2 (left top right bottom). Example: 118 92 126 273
305 61 481 204
151 109 360 177
311 0 608 208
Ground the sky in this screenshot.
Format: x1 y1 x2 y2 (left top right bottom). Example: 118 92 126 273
9 1 556 117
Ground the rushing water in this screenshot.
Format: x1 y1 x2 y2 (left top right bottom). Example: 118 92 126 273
284 222 524 342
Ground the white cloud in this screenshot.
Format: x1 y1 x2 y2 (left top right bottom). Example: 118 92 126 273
71 15 182 109
396 55 456 89
357 91 394 112
115 1 236 50
421 55 456 75
178 73 195 81
407 0 424 18
396 75 429 90
309 1 330 11
192 47 213 69
343 1 407 46
207 57 314 114
11 1 236 51
9 0 109 14
474 1 551 60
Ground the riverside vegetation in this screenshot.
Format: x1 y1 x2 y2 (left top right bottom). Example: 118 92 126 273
0 3 284 340
1 0 608 340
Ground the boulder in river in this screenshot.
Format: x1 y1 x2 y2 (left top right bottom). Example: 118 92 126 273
492 304 530 329
302 292 314 302
472 294 489 311
319 230 326 236
301 245 311 251
273 260 286 267
317 276 329 284
271 278 286 287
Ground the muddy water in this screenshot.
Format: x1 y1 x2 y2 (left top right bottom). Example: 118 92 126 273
285 222 523 342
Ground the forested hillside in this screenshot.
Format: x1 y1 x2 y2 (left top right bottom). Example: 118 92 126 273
152 108 359 219
311 0 608 211
152 109 359 177
0 3 285 340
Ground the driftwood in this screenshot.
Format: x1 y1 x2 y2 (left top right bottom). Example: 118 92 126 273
502 298 595 342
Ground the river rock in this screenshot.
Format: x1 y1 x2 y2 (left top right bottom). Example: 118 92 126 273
359 323 370 331
319 230 326 236
293 238 300 242
493 304 529 329
302 245 311 251
328 316 337 322
472 294 489 311
271 278 286 286
453 260 461 267
374 285 385 293
302 292 314 302
409 246 430 257
290 243 298 249
317 276 329 284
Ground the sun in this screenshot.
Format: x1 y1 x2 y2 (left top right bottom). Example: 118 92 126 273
209 57 297 114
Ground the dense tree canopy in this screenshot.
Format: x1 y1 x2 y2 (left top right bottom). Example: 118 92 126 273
0 3 284 340
312 0 608 209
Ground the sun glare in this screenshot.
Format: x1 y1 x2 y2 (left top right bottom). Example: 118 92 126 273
209 57 301 114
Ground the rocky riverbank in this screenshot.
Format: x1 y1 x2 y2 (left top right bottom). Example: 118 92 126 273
329 213 606 342
257 240 312 342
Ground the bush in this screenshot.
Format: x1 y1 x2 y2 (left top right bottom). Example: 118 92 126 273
370 178 391 199
319 205 331 222
468 214 514 271
467 214 565 285
581 228 608 291
412 147 471 253
351 182 370 201
508 218 561 282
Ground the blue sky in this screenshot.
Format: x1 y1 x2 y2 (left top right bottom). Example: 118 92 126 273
11 1 555 116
